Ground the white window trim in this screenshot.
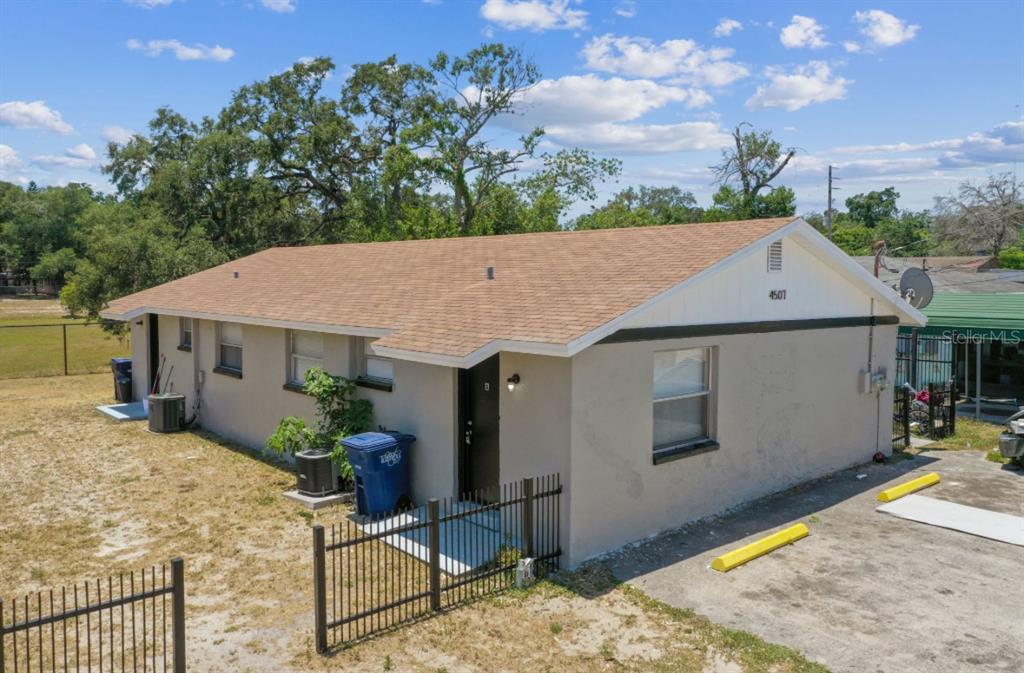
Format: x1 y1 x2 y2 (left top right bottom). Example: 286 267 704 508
288 330 324 385
652 346 715 453
360 338 395 386
179 317 192 350
217 322 243 373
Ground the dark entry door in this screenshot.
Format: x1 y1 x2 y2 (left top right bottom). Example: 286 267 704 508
148 313 159 393
459 354 500 497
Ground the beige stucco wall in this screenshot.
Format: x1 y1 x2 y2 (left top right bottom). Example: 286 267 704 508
192 321 312 448
498 353 573 547
566 322 898 566
133 311 899 569
137 315 457 502
359 358 458 502
155 316 198 413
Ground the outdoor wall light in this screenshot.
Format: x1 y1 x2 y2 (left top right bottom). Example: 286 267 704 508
506 374 521 392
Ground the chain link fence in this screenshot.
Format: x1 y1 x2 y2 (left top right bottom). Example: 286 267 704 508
0 323 130 380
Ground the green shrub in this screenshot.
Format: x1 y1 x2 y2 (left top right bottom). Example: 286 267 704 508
266 367 373 483
998 248 1024 269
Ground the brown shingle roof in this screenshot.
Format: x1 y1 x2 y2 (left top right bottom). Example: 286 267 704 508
105 217 797 359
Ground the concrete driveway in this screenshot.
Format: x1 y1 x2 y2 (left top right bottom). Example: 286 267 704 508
605 451 1024 673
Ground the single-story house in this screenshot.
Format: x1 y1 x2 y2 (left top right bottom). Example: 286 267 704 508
102 216 925 567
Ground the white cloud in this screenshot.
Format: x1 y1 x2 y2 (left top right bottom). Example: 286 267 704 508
542 121 731 154
0 145 29 185
834 139 963 154
843 41 861 53
988 120 1024 144
66 143 96 161
261 0 296 13
854 9 919 48
0 144 23 169
780 15 829 49
614 1 636 18
0 100 74 134
746 61 850 111
126 38 234 62
488 73 726 155
581 34 748 86
713 18 742 38
125 0 173 7
480 0 587 32
828 121 1024 173
504 74 711 130
33 143 99 168
101 125 136 144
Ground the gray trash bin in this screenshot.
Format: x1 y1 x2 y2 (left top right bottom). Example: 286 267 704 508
111 357 133 402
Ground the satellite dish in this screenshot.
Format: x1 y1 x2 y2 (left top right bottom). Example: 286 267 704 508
899 267 933 309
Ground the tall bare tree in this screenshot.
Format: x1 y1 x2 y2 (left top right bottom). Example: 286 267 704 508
711 123 796 200
933 173 1024 255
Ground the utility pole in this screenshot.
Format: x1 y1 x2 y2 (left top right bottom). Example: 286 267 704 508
825 165 838 240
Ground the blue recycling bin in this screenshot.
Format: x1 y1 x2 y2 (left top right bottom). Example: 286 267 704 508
341 431 415 517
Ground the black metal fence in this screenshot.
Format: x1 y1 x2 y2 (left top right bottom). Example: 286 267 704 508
313 474 562 650
895 331 957 390
893 381 957 450
0 323 129 380
892 385 911 451
1 558 185 673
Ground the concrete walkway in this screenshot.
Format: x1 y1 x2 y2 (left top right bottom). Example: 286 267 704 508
605 451 1024 673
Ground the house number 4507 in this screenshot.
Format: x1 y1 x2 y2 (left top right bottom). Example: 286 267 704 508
769 289 787 300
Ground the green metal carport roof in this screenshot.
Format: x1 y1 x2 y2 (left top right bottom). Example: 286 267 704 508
907 293 1024 340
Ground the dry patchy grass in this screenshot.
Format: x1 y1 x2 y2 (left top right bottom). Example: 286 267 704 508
1 374 827 672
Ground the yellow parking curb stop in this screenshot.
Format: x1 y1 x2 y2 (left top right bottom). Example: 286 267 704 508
711 523 810 572
876 472 940 503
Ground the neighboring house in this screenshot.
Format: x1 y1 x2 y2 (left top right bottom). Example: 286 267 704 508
854 255 1024 295
102 217 925 567
915 293 1024 407
854 256 1024 407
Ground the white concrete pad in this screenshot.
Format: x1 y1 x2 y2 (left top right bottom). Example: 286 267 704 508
282 490 351 510
96 402 148 421
877 494 1024 546
359 501 518 576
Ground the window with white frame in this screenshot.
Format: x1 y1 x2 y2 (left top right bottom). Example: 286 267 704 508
218 322 243 373
362 338 394 383
289 330 324 385
652 347 712 451
179 317 192 350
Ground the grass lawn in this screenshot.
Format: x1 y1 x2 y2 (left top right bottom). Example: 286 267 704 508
0 373 829 673
0 297 129 379
907 416 1011 464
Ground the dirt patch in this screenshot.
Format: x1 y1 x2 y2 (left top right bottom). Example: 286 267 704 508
1 374 827 672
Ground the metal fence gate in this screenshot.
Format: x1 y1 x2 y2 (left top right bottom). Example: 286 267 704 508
1 558 185 673
313 474 561 650
895 330 957 391
893 381 957 450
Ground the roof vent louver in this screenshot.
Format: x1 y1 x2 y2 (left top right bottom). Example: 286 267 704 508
767 240 783 273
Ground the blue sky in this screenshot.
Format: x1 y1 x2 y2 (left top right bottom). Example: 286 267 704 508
1 0 1021 216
